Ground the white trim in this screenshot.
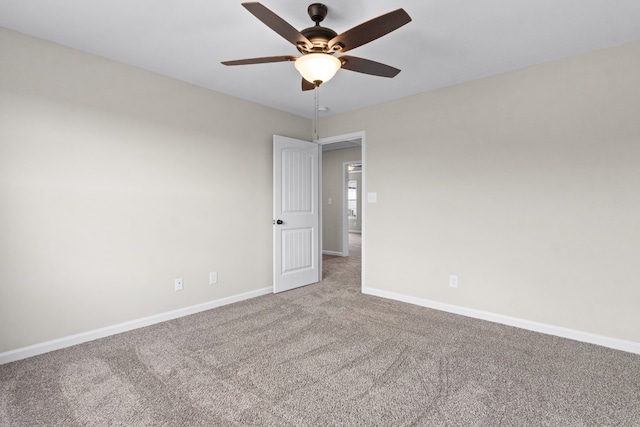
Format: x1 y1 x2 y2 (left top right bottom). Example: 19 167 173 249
0 287 272 365
361 133 366 290
362 286 640 355
322 250 344 256
317 131 364 146
318 137 323 283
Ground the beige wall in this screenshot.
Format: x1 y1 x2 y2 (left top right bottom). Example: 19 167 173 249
322 40 640 343
0 28 310 352
321 147 361 253
2 26 639 354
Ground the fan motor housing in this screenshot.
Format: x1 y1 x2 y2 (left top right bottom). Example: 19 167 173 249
299 25 338 53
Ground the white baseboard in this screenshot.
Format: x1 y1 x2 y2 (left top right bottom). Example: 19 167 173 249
0 287 272 365
362 286 640 355
322 250 345 256
6 285 637 365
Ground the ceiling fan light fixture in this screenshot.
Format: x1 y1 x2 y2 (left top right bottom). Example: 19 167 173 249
295 53 341 85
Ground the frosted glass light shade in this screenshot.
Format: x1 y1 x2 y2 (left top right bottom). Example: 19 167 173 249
294 53 341 85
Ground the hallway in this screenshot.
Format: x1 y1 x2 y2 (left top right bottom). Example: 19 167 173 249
322 232 361 289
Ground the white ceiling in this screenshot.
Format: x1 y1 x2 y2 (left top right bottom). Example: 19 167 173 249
2 0 640 119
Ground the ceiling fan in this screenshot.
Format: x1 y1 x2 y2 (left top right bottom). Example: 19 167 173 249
221 2 412 90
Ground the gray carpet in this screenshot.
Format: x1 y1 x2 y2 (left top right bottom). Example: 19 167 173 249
1 233 639 426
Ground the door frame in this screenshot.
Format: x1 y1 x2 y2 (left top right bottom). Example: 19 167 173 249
318 131 366 291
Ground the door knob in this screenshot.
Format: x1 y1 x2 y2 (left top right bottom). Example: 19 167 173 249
275 219 284 225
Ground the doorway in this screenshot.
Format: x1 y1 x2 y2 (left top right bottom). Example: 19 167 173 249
344 161 362 256
319 131 365 290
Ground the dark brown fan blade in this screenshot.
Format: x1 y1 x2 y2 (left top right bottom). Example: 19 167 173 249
339 56 401 78
328 9 411 53
221 55 297 66
301 78 315 91
242 2 313 50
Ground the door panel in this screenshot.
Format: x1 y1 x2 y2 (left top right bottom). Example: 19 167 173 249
273 135 320 293
282 228 313 273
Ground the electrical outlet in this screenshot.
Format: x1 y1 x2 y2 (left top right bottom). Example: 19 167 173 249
449 275 458 288
209 272 218 285
175 278 183 291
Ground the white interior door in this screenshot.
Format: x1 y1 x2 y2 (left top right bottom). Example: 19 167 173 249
273 135 320 293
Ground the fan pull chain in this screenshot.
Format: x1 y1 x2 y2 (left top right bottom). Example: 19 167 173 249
313 85 320 143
